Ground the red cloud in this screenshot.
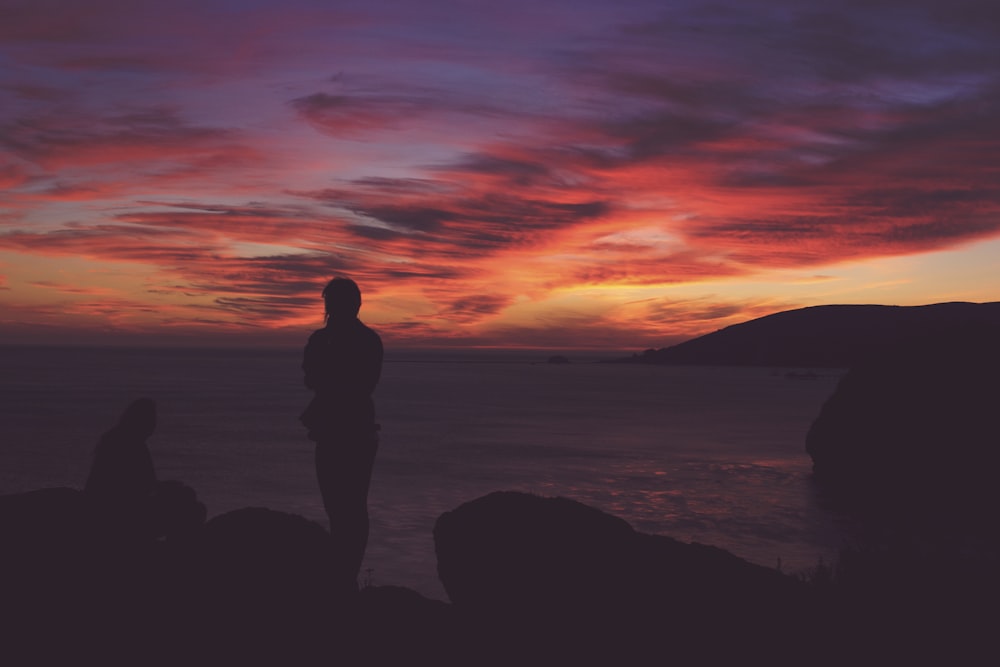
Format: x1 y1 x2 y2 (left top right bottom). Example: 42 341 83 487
1 107 250 170
3 1 1000 348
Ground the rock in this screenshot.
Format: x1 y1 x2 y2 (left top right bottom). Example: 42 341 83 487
621 301 1000 367
433 491 808 662
434 491 635 613
0 486 88 546
0 487 92 617
191 507 337 613
164 508 338 664
0 487 173 663
355 586 457 664
0 494 447 665
806 325 1000 514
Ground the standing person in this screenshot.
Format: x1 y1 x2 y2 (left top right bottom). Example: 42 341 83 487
300 277 383 594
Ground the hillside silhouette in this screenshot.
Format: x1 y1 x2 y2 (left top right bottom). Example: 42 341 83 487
616 301 1000 367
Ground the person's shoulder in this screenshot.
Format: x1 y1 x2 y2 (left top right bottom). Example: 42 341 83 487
359 321 382 343
307 327 329 341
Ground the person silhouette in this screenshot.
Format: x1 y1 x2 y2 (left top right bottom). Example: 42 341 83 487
300 277 383 594
85 398 158 525
85 398 205 541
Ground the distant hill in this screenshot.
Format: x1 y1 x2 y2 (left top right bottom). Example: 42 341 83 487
615 302 1000 368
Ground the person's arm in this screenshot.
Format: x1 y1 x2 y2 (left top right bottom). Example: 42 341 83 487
303 326 382 396
357 330 383 395
302 330 325 390
333 330 382 395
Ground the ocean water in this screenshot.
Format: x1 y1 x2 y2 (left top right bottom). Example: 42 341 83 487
0 345 849 600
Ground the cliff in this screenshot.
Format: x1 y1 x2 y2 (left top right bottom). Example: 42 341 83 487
616 301 1000 367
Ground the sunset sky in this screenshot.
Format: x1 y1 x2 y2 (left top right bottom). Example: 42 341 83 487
2 0 999 349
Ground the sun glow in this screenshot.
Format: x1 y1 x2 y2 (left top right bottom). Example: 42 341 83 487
2 1 999 348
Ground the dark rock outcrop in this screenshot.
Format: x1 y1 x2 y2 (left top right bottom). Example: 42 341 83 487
174 508 344 664
618 301 1000 367
0 397 455 664
0 492 450 665
355 585 458 665
0 486 171 664
0 486 89 546
0 487 92 626
434 492 635 613
434 491 811 663
806 325 1000 518
190 507 338 618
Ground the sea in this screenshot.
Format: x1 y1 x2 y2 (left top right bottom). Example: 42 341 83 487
0 345 853 600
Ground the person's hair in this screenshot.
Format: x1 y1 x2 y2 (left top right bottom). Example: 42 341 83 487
322 277 362 320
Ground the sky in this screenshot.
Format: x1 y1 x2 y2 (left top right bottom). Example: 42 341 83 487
2 0 999 350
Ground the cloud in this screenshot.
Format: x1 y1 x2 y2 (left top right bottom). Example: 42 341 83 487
3 0 1000 348
0 162 32 189
0 82 68 102
290 92 431 139
27 280 117 296
211 294 317 321
300 179 612 254
443 154 556 188
2 224 215 263
438 294 515 324
570 253 747 286
0 106 246 169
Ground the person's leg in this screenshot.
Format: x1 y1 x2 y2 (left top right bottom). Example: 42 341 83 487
345 434 377 581
315 435 378 590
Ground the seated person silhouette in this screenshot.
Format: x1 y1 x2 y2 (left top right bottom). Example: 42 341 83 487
300 277 383 594
85 398 204 541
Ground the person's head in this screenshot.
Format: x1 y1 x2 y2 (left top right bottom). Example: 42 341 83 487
322 277 362 321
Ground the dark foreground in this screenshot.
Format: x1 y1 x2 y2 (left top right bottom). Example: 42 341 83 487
2 486 995 667
6 327 1000 665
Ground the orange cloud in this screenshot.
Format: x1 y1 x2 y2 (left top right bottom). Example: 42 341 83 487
3 1 1000 348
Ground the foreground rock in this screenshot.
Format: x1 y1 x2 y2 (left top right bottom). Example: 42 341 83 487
3 483 992 665
0 494 448 666
434 491 813 663
806 325 1000 521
